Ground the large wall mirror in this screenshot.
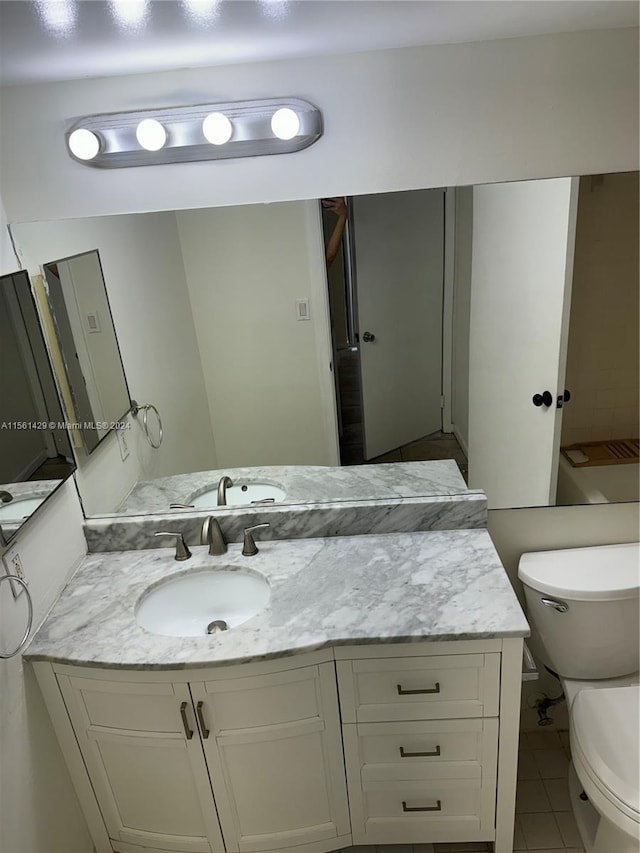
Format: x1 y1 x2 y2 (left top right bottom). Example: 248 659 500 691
0 270 75 542
42 250 132 454
9 170 638 518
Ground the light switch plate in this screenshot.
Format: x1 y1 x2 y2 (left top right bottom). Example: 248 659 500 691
295 298 311 320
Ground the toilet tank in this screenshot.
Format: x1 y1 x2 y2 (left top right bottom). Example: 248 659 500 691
518 542 640 680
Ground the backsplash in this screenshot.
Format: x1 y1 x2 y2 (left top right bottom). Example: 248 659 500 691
83 492 487 552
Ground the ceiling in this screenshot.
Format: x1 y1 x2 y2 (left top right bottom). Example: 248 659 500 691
0 0 637 86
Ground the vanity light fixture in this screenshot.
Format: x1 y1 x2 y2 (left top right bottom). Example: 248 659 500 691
65 98 322 169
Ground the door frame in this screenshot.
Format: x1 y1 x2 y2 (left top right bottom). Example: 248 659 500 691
442 187 456 435
305 200 341 466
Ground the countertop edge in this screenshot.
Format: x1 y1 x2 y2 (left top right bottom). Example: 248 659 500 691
24 628 530 671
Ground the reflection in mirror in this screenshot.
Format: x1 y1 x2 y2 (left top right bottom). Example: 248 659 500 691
467 172 638 508
0 270 75 542
10 171 638 517
42 250 132 454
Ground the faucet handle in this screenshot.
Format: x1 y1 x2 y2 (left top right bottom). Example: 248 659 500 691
201 516 227 556
242 523 270 557
154 531 192 561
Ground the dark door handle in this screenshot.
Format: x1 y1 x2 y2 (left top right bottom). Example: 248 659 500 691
532 391 553 408
362 331 376 343
557 389 572 409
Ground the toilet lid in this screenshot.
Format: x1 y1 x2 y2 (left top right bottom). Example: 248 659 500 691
518 542 640 601
572 686 640 819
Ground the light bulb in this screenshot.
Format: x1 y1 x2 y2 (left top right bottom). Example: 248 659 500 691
35 0 77 35
202 113 233 145
109 0 148 29
136 119 167 151
271 108 300 141
68 128 101 161
183 0 219 22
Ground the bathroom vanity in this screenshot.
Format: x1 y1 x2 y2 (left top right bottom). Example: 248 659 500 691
27 529 529 853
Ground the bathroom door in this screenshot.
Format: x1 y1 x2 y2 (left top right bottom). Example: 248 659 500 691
467 177 579 509
353 189 445 460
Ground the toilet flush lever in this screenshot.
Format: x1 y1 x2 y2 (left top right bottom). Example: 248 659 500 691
541 597 569 613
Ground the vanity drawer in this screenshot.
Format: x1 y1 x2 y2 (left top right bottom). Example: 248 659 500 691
351 778 496 844
345 718 499 782
337 654 501 722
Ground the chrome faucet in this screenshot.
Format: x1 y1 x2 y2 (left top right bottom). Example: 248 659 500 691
0 491 13 504
242 523 270 556
201 516 227 556
217 476 233 506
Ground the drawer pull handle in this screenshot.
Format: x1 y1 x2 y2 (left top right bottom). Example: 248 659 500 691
402 799 442 813
180 701 194 740
397 682 440 695
400 745 441 758
196 701 210 739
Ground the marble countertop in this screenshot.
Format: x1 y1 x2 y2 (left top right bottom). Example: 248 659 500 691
0 479 63 534
116 460 470 515
25 529 529 669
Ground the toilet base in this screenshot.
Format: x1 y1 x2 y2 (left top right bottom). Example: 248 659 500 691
569 763 639 853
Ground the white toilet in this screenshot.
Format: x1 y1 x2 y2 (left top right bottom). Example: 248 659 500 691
518 542 640 853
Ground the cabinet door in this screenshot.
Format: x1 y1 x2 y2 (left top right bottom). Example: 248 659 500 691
191 663 350 853
58 675 225 853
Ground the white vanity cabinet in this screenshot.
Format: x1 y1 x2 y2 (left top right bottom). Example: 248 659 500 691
33 639 522 853
37 652 351 853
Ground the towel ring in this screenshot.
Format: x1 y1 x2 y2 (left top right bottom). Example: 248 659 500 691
0 575 33 659
131 401 163 449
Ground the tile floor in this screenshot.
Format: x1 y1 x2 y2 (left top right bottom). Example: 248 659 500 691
512 728 584 852
368 431 468 479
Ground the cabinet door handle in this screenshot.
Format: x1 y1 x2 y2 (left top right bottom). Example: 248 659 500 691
399 745 441 758
196 701 210 739
402 799 442 812
397 682 440 695
180 701 194 740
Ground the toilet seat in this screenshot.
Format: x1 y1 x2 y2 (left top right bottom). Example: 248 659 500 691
571 685 640 841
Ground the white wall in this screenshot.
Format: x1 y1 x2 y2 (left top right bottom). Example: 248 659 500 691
1 28 637 224
12 212 217 514
176 201 335 466
0 196 91 853
0 480 93 853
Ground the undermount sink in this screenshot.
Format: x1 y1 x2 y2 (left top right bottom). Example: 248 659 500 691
135 570 271 637
0 496 44 522
190 483 287 508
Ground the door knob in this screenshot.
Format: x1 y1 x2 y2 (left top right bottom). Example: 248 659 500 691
532 391 553 408
362 331 376 342
557 389 572 409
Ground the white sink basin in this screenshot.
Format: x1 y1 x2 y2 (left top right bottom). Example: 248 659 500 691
0 496 44 522
190 483 286 508
136 570 270 637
